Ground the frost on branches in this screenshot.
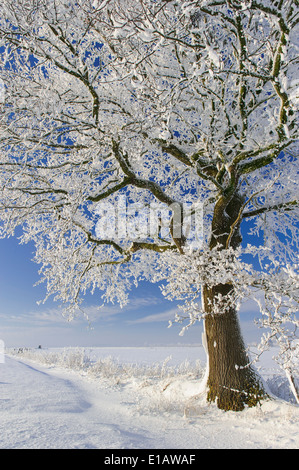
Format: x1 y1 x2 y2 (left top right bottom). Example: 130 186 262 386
0 0 298 410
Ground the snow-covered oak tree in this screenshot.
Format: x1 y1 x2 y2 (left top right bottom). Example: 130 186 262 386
0 0 298 410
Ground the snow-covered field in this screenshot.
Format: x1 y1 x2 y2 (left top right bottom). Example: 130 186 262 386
1 346 298 449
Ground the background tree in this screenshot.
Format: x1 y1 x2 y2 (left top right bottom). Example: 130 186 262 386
0 0 298 411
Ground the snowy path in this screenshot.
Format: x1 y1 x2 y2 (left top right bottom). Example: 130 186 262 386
1 356 164 449
1 354 299 449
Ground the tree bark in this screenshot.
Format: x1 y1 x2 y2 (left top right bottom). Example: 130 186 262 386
203 284 266 411
202 191 267 411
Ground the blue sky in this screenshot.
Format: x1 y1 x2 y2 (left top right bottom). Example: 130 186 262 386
0 234 198 348
0 231 262 349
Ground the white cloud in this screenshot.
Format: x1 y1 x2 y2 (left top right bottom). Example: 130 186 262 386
0 295 163 327
127 308 178 325
0 308 67 326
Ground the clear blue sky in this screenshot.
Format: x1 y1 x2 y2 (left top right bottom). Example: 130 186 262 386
0 230 262 349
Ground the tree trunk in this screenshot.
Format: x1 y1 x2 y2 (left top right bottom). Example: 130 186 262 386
203 283 266 411
202 191 267 411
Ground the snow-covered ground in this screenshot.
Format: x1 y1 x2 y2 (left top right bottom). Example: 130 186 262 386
1 346 298 449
